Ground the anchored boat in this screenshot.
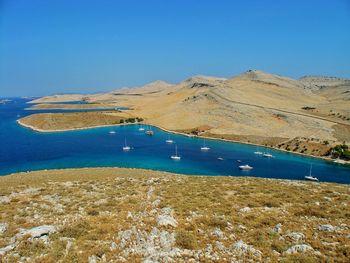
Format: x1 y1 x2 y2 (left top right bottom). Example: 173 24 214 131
200 139 210 151
122 138 131 151
305 164 319 181
166 136 174 144
239 164 253 170
170 145 181 160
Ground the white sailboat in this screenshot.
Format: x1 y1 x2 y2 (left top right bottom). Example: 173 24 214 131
200 139 210 151
254 147 263 155
145 125 154 136
305 164 319 181
263 150 273 158
165 135 174 144
138 125 145 131
170 144 181 160
122 138 131 151
239 164 253 170
109 130 116 134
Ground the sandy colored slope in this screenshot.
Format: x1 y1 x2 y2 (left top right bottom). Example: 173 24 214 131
29 94 91 103
26 70 350 144
18 111 132 131
28 103 116 110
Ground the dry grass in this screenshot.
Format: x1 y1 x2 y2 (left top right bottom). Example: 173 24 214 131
0 168 349 262
18 111 133 131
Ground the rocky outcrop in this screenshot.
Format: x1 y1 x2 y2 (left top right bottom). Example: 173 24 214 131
157 208 177 228
0 223 8 235
231 240 262 258
17 225 56 238
285 244 314 254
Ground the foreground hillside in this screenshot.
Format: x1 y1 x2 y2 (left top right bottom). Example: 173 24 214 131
0 168 349 262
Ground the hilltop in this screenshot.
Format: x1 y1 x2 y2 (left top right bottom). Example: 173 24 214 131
0 168 349 262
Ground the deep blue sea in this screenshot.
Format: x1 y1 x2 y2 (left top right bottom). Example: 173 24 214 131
0 98 349 183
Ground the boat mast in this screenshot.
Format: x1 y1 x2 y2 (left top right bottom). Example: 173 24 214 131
309 164 312 177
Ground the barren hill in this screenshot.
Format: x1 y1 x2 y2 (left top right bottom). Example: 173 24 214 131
26 70 350 152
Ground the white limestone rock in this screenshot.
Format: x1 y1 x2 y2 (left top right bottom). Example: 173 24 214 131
286 244 314 254
0 223 8 235
0 243 17 256
239 207 251 213
211 228 224 239
286 232 305 242
157 208 177 227
231 240 262 258
318 224 335 232
273 223 282 233
88 255 97 263
17 225 56 238
0 196 11 204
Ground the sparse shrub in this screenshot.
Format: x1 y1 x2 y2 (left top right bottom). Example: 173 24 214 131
301 106 316 110
87 209 99 216
208 216 227 228
16 239 47 257
60 221 91 238
176 230 198 249
262 200 280 208
50 239 67 260
284 254 315 263
294 207 327 218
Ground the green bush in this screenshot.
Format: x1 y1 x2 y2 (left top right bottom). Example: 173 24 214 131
329 144 350 160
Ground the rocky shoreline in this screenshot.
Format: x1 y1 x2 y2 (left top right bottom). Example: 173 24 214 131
16 117 350 165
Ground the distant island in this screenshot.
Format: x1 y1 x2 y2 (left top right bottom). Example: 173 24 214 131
18 70 350 162
0 99 12 104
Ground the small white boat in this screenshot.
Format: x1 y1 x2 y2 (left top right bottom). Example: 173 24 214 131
239 164 253 170
145 125 154 136
170 145 181 160
305 164 318 181
138 127 145 131
166 136 174 144
200 139 210 151
237 160 242 163
254 147 263 155
122 138 131 151
305 176 319 181
263 153 273 158
145 130 154 136
333 159 346 164
109 131 116 134
217 157 224 161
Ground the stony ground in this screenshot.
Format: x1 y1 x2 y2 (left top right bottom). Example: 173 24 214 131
0 168 349 262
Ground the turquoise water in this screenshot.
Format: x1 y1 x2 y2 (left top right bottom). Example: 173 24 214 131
0 98 349 183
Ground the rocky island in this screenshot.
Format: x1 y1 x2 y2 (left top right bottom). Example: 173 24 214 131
19 70 350 161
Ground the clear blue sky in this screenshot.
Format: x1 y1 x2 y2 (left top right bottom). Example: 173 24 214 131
1 0 350 97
